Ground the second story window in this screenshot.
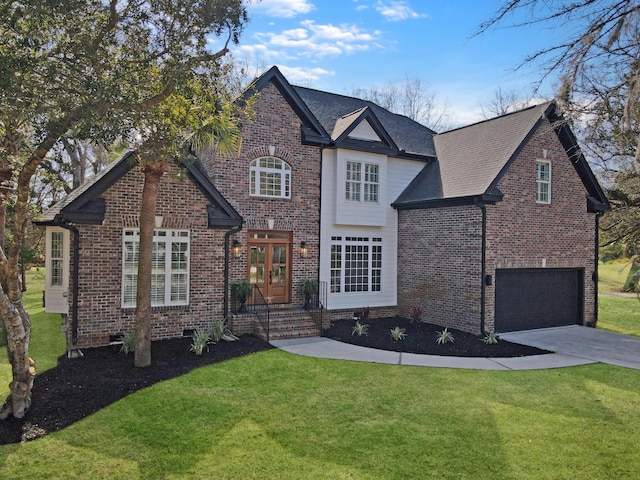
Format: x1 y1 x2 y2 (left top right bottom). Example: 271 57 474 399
250 157 291 198
536 160 551 204
345 161 379 203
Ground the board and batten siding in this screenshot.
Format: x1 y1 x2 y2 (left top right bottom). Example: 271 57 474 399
319 148 425 310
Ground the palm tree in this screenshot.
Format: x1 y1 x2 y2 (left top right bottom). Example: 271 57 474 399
133 100 242 368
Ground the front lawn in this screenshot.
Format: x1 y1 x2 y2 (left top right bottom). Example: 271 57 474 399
1 269 639 478
0 351 639 479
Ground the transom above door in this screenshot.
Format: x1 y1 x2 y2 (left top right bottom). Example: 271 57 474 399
248 231 291 304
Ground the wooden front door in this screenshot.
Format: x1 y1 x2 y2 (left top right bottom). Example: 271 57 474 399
248 231 291 304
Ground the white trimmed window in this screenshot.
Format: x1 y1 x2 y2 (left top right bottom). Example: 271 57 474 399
345 161 379 203
536 160 551 203
122 229 190 308
330 236 382 293
250 157 291 198
50 231 65 287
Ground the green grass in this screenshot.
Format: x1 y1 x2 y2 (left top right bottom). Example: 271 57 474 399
1 270 639 478
598 296 640 337
599 260 632 293
597 260 639 338
0 352 639 479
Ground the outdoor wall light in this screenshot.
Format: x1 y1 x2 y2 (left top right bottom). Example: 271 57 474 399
300 241 308 258
232 239 241 258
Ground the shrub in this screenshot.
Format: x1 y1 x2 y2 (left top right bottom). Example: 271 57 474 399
352 321 369 336
211 318 239 342
410 306 422 325
482 332 500 344
390 326 407 342
361 307 370 322
210 318 225 342
435 328 454 344
120 331 136 354
190 329 211 355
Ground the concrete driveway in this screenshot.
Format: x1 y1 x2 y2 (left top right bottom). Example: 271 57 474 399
501 325 640 370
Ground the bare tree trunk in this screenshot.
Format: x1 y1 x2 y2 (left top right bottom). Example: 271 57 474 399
1 133 58 419
0 157 41 418
134 161 165 368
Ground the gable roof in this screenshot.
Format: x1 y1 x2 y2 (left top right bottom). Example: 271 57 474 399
294 84 437 159
35 151 242 228
329 106 399 155
242 66 436 160
241 66 328 146
393 101 609 212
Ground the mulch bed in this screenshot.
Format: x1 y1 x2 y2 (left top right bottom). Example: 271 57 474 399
325 317 550 358
0 335 271 445
1 319 548 445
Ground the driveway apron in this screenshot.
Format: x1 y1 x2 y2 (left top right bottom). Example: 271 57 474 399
501 325 640 370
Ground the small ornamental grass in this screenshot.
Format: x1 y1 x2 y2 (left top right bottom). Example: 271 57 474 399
435 327 454 344
482 332 500 344
390 326 407 342
352 321 369 336
120 331 136 354
211 318 239 342
189 329 212 355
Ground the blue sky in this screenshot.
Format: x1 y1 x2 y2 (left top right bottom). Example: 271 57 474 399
220 0 569 127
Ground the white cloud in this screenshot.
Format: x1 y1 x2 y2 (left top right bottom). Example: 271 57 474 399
253 0 315 18
353 0 369 11
253 20 381 58
375 1 427 21
277 65 335 84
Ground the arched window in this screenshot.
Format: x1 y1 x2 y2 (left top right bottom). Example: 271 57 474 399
250 157 291 198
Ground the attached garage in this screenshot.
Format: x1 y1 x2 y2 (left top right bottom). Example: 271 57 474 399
494 268 584 332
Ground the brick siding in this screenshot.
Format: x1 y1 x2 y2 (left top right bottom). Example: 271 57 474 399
398 118 597 334
199 82 321 325
73 161 227 348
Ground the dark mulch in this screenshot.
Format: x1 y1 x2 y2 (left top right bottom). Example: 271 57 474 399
0 335 272 445
326 317 550 358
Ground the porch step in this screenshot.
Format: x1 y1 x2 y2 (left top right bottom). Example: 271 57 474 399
253 308 322 341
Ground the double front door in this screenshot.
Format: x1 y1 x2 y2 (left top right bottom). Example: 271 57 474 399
248 232 291 304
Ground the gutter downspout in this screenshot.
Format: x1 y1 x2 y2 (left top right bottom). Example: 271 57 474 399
474 198 488 336
593 211 603 327
56 222 80 346
223 223 243 321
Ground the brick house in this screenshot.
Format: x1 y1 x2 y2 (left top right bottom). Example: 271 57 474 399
38 66 608 352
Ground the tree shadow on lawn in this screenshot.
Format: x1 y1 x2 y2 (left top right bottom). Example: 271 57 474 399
1 318 549 445
0 335 272 445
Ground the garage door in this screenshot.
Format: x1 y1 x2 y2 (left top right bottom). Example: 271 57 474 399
495 268 583 332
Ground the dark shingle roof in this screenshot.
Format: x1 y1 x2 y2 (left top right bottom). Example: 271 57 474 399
394 102 554 206
293 86 437 158
36 151 242 227
434 102 553 198
37 152 136 224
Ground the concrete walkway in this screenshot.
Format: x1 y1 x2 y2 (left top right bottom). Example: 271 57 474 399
271 325 640 370
270 336 598 371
